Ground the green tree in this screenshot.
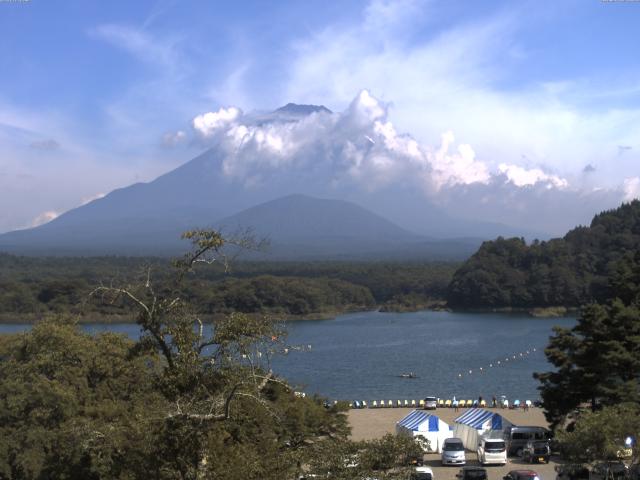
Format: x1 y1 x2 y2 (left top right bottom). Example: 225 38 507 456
535 253 640 428
557 403 640 464
0 318 165 479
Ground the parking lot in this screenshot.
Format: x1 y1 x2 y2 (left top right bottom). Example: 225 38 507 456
418 452 560 480
348 407 559 480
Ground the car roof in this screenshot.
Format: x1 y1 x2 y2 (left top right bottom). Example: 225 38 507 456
509 470 538 475
462 466 487 471
416 467 434 474
444 437 463 442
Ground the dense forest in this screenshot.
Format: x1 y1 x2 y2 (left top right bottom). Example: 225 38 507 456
0 231 424 479
0 254 457 321
447 200 640 308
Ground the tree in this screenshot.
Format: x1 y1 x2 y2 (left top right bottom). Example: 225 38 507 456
557 403 640 464
0 229 434 478
0 318 165 479
535 253 640 429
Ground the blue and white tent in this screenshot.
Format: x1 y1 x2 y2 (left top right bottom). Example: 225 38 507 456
453 408 512 450
395 410 453 453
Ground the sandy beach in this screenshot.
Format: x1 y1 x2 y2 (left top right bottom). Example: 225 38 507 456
348 406 559 480
348 406 549 441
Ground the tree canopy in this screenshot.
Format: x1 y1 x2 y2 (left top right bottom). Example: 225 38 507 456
447 201 640 309
557 403 640 464
0 230 423 479
534 251 640 429
0 253 456 322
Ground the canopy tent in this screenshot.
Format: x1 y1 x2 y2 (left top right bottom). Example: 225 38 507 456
395 410 453 453
453 408 512 450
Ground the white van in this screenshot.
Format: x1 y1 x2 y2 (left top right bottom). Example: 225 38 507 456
442 438 466 466
477 438 507 466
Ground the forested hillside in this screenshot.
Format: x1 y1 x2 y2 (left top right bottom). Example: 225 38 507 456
447 201 640 308
0 255 456 321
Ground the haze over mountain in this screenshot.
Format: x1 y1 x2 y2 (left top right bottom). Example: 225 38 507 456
0 101 570 258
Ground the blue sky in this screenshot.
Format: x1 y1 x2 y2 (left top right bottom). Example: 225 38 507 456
1 0 640 233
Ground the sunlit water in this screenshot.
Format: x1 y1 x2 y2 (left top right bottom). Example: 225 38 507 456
0 310 575 402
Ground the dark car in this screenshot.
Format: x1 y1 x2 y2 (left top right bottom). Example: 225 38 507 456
522 440 550 464
590 462 628 480
457 466 488 480
555 464 590 480
504 426 550 457
504 469 540 480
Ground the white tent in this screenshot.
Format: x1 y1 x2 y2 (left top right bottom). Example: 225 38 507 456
453 408 512 450
395 410 453 453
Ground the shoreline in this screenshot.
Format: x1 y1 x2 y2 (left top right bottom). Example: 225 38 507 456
0 303 578 325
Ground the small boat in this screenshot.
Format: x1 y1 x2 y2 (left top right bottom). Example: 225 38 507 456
398 372 418 379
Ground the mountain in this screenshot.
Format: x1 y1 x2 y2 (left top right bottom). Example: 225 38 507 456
217 194 417 242
447 200 640 308
0 188 481 259
273 103 332 116
214 194 483 260
0 103 540 258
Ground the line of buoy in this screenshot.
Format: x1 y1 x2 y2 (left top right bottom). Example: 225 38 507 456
344 398 538 409
456 347 538 379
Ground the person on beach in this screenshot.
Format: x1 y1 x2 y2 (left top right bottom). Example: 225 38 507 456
492 395 497 408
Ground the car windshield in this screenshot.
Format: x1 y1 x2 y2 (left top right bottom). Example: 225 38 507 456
413 474 432 480
486 441 505 451
444 442 464 451
425 397 437 402
464 470 487 480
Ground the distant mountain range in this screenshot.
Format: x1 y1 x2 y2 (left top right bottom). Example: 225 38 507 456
0 191 482 259
0 104 546 259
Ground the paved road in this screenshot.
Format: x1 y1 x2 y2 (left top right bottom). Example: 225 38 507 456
418 452 559 480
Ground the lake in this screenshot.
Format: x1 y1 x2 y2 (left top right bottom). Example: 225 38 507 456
0 310 575 403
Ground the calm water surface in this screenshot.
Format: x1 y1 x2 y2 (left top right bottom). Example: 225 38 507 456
0 310 575 402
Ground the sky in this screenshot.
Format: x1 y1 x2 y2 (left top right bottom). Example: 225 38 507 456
1 0 640 235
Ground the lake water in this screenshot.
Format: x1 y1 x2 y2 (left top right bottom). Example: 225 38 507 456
0 310 575 403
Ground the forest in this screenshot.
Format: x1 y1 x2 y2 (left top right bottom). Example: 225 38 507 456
0 254 457 322
447 200 640 308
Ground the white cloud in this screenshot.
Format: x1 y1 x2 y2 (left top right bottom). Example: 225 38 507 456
498 163 568 189
31 210 59 227
192 90 531 194
193 107 242 137
91 24 179 68
430 131 490 190
161 130 187 147
623 177 640 201
280 0 640 190
80 192 106 206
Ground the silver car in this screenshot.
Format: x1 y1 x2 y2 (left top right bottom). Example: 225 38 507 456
423 396 438 410
442 438 466 466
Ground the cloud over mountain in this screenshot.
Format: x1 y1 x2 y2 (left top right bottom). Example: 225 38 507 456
189 90 574 196
183 89 637 236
